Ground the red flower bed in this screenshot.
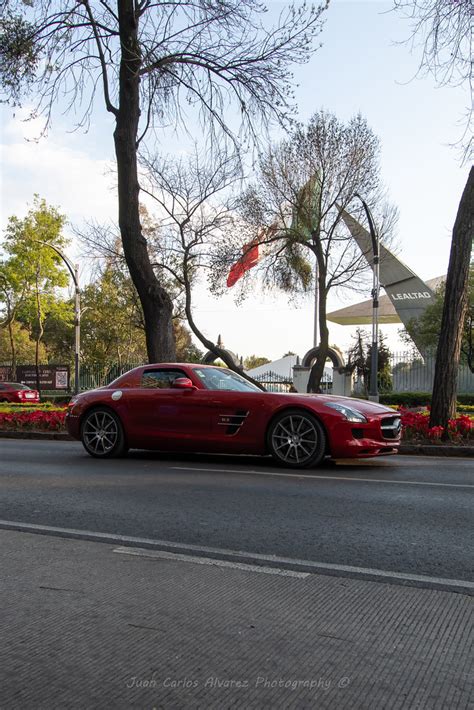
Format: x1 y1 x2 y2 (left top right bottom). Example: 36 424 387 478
0 409 67 432
400 408 474 444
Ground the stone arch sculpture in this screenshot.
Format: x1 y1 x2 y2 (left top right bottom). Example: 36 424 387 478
201 335 242 370
302 346 346 372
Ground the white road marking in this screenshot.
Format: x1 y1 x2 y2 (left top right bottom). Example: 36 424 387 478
171 467 474 489
112 546 309 578
0 520 472 592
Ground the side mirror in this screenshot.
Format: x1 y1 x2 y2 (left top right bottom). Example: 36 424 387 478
172 377 196 390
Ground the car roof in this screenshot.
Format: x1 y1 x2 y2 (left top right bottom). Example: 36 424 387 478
143 363 219 369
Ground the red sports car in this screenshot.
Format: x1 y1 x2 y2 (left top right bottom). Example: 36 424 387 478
0 382 40 404
66 363 401 468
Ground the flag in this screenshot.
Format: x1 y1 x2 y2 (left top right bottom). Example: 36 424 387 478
226 239 260 287
290 174 321 239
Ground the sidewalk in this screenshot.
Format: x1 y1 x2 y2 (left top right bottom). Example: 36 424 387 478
1 530 472 709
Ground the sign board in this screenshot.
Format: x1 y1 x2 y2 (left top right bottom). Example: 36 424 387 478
16 365 70 390
0 366 13 382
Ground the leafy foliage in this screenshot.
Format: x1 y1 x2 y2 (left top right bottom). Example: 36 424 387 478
243 355 271 370
348 328 393 395
402 266 473 372
0 196 69 378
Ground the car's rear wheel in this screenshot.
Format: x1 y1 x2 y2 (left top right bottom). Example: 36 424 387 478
267 409 326 468
80 408 127 458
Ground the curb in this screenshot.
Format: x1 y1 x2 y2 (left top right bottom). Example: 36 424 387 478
399 444 474 457
0 431 73 441
1 430 473 456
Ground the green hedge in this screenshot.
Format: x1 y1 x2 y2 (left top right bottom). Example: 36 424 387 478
40 393 72 405
0 402 67 413
379 392 474 407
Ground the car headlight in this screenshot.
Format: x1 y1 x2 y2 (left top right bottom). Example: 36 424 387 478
324 402 367 423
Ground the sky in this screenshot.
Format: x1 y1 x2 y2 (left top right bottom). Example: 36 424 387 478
0 0 470 364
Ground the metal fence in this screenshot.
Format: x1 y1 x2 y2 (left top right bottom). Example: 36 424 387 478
252 370 293 393
2 352 473 394
78 362 143 391
388 352 474 394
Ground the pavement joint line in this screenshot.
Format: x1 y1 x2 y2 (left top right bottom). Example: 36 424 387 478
171 466 474 489
112 546 310 578
0 519 472 594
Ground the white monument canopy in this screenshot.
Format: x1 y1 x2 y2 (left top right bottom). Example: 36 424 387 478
327 277 444 326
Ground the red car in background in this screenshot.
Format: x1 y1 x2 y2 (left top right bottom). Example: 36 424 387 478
66 363 401 469
0 382 40 404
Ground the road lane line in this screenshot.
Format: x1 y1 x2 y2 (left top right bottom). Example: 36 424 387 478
170 467 474 489
0 520 472 593
112 546 309 578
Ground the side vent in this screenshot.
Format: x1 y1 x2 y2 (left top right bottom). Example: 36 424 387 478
218 410 249 435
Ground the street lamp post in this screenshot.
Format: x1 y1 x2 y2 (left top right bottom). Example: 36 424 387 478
35 242 81 395
354 195 380 402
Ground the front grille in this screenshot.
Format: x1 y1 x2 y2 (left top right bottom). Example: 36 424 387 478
381 416 401 440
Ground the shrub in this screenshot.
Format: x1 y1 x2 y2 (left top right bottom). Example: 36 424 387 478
0 408 67 431
400 409 474 444
380 392 474 407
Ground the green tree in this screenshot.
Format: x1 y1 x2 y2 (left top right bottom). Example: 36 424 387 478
347 329 392 396
0 321 47 367
80 265 147 367
0 258 30 371
79 258 202 367
402 266 474 372
0 0 328 363
244 355 271 370
2 197 69 390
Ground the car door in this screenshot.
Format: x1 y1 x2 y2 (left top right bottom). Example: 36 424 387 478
124 367 210 448
204 389 268 453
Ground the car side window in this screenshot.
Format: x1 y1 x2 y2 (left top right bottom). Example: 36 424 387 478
141 369 187 389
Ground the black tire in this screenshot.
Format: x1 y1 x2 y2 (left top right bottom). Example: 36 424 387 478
80 408 128 459
267 409 326 469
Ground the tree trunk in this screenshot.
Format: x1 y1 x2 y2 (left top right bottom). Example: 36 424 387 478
7 317 16 380
182 278 265 390
430 167 473 430
114 0 175 364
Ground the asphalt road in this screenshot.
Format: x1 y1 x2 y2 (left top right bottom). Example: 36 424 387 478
0 439 473 586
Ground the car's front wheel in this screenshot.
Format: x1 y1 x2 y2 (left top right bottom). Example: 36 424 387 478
267 409 326 468
80 408 127 458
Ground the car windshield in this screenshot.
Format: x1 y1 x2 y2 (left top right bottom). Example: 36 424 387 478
193 367 261 393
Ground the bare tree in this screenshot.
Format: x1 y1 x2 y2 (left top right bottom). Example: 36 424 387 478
430 166 473 431
140 149 265 387
228 111 395 392
79 149 265 386
393 0 473 161
0 0 329 362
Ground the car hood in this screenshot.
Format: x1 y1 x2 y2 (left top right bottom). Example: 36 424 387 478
292 393 396 417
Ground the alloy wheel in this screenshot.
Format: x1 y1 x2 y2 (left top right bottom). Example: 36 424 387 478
82 410 120 456
270 412 324 467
